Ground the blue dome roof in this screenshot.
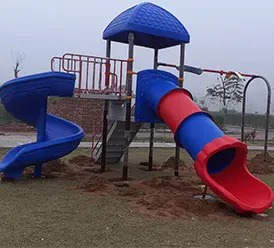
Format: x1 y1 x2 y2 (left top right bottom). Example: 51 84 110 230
103 2 190 49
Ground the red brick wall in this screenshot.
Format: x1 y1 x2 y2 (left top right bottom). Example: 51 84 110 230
48 97 104 134
0 122 35 133
0 98 104 134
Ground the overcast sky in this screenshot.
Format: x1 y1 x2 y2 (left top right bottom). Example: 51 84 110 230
1 0 274 113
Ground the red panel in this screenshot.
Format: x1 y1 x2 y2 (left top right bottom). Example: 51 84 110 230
194 136 274 213
157 89 201 133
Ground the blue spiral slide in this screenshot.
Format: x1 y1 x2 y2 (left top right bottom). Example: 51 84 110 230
0 72 84 179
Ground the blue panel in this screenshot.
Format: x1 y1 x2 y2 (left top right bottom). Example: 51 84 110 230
0 72 85 178
103 2 190 49
135 69 179 123
145 81 178 114
176 113 224 160
0 72 75 126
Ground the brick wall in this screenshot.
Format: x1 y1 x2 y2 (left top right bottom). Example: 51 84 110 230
0 98 104 134
0 122 35 133
48 97 104 134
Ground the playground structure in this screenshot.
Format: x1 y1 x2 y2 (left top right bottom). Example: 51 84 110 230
0 2 273 214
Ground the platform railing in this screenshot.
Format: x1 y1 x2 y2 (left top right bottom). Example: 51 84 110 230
51 53 129 97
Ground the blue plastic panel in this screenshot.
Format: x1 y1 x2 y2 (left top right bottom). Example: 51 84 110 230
103 2 190 49
176 112 224 159
0 72 75 126
135 69 179 123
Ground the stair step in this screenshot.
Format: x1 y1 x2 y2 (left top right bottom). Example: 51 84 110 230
112 129 140 134
107 144 125 149
108 139 125 143
94 120 142 164
108 137 125 142
98 156 123 164
105 149 124 154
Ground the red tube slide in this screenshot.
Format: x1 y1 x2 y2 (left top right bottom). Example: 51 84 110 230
156 87 274 214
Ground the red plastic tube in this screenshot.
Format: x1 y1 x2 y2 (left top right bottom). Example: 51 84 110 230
157 88 201 133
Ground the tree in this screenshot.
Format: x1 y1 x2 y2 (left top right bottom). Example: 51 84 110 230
11 51 25 78
206 73 245 124
193 96 209 111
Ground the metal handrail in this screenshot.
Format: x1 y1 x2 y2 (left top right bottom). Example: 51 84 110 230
241 76 271 160
92 119 117 159
51 53 128 97
62 53 129 63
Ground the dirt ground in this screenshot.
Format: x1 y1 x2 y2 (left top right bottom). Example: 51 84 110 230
247 152 274 174
24 155 102 180
77 174 234 220
0 147 273 248
22 151 273 221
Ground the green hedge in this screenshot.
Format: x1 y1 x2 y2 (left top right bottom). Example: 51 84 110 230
211 112 274 129
142 112 273 130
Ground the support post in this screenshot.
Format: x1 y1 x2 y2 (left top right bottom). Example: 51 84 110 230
174 43 185 177
101 101 108 172
34 97 48 178
101 40 111 172
202 185 208 200
148 49 159 171
122 33 134 180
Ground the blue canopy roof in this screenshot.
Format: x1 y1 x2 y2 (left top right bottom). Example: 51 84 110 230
103 2 190 49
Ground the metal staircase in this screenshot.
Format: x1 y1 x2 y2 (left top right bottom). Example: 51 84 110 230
92 119 142 164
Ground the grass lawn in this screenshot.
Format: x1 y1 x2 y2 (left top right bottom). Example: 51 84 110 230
0 148 273 248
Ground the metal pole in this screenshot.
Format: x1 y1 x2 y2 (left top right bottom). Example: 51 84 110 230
203 68 256 78
101 40 111 172
148 49 158 171
122 33 134 180
174 43 185 177
202 185 208 200
241 76 271 161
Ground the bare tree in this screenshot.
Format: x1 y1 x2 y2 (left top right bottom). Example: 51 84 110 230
11 52 26 78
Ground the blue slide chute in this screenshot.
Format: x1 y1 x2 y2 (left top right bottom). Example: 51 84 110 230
0 72 84 178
